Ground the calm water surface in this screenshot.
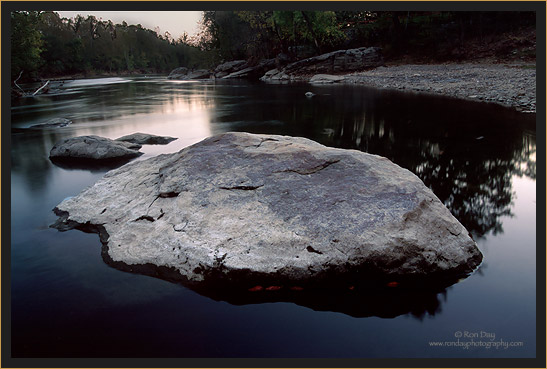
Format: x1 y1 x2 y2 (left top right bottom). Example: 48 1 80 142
10 76 536 358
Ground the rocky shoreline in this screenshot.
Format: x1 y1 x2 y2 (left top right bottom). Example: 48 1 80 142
167 49 536 113
342 63 536 113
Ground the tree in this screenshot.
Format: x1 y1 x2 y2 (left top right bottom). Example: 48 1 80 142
11 11 44 80
198 11 347 62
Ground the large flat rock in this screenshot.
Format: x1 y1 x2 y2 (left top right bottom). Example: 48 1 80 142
53 132 482 288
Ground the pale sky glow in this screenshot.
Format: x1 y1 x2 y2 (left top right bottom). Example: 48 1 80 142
56 11 203 39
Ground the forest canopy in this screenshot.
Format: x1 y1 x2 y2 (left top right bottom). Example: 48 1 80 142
11 10 535 82
196 10 535 62
10 11 211 81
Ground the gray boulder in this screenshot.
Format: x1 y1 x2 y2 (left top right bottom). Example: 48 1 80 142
214 60 248 78
116 132 177 145
167 68 211 80
49 135 143 162
223 67 257 79
261 47 383 82
259 68 292 82
167 67 189 79
310 74 346 84
53 132 482 288
222 59 276 80
186 69 212 80
30 118 72 129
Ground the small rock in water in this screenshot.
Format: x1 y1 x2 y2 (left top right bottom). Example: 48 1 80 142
305 92 315 98
30 118 72 129
115 132 177 145
49 135 143 165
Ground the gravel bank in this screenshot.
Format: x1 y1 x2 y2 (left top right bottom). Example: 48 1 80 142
341 63 536 113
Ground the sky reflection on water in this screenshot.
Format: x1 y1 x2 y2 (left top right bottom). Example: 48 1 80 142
9 76 536 358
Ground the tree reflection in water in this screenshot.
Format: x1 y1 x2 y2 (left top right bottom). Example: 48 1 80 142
12 81 536 320
327 115 535 239
273 86 537 240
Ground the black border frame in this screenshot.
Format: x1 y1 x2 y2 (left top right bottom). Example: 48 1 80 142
1 1 545 368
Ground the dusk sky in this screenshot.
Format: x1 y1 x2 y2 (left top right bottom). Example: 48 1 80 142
56 11 203 39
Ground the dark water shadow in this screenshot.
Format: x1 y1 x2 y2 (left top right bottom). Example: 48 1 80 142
99 247 453 319
50 206 469 320
105 251 459 320
49 155 140 172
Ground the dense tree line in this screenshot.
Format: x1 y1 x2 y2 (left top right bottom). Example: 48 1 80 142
11 11 212 81
11 10 535 82
196 10 535 64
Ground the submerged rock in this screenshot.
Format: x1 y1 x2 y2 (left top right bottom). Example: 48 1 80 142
30 118 72 129
116 132 177 145
49 135 143 162
53 132 482 288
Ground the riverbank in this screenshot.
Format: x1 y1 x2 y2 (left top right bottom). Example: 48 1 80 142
31 69 166 82
42 62 537 114
340 63 536 113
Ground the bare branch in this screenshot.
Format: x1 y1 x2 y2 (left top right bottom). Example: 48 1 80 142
13 70 26 94
32 80 50 96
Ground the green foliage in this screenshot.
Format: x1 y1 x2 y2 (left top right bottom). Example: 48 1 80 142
11 11 44 80
199 10 347 61
198 10 535 63
11 10 536 80
297 11 346 51
199 11 257 62
10 11 210 80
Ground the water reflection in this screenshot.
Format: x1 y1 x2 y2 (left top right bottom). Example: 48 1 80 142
209 84 536 239
11 77 215 190
194 285 446 319
11 78 536 319
99 244 449 319
11 77 217 128
12 79 536 237
9 78 538 357
12 79 535 240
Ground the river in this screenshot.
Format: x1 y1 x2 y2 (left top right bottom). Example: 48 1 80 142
9 76 536 358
